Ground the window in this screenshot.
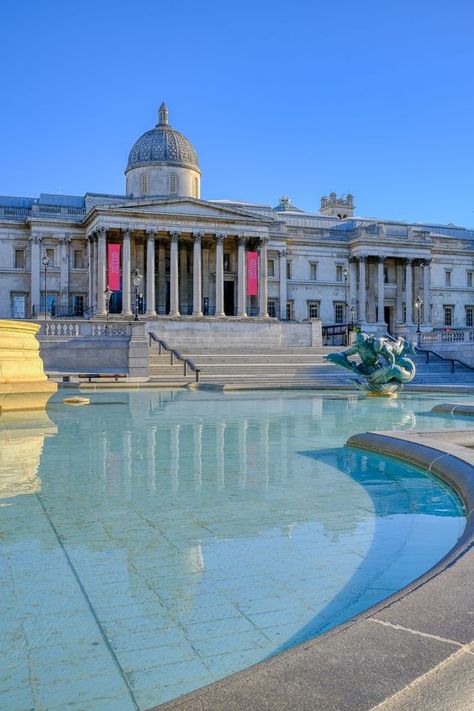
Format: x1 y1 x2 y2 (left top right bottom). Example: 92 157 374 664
44 248 55 266
193 177 199 198
14 249 25 269
286 261 292 280
73 250 84 269
384 267 389 283
71 295 84 317
169 172 178 195
402 304 406 323
334 302 345 324
286 301 293 320
445 270 452 287
444 305 454 327
468 271 473 288
310 263 317 281
466 306 474 328
268 300 276 318
267 259 275 277
11 293 26 318
307 301 320 319
40 293 58 316
336 265 344 282
140 172 149 196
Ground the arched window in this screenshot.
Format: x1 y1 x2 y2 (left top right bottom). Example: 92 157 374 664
169 172 178 195
140 172 149 196
193 177 199 198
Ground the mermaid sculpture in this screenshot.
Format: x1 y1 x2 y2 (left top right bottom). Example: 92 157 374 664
326 332 416 396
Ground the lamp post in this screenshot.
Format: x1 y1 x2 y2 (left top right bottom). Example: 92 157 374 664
132 269 142 321
350 306 355 326
104 285 112 331
343 267 349 344
42 254 49 320
415 296 423 335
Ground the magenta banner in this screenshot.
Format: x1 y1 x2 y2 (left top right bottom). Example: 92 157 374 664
108 243 121 291
247 251 258 296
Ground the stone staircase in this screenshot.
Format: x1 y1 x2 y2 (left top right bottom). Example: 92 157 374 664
148 340 474 390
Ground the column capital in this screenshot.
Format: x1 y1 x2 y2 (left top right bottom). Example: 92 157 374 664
28 233 42 244
170 231 180 243
215 233 226 244
348 256 358 264
237 235 247 246
279 248 287 258
193 232 204 243
376 255 385 263
122 227 132 240
57 234 71 245
358 255 366 263
97 226 107 239
421 258 431 267
145 229 157 242
259 236 270 246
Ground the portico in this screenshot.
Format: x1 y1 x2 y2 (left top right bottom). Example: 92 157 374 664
86 225 271 319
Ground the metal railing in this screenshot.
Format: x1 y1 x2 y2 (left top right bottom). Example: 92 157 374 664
415 346 474 374
149 332 200 382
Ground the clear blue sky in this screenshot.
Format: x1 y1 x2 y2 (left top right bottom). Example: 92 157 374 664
1 0 473 225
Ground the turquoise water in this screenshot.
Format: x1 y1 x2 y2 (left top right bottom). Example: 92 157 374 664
0 390 470 710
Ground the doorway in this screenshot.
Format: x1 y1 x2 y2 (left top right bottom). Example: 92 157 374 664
224 281 235 316
384 306 392 334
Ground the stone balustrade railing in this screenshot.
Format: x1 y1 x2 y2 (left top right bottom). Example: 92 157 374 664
418 329 474 346
39 321 130 338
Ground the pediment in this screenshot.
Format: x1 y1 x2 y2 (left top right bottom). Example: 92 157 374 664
90 197 275 225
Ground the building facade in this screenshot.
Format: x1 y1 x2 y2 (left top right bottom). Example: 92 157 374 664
1 103 474 336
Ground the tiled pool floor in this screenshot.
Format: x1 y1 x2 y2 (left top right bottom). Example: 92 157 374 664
0 390 468 709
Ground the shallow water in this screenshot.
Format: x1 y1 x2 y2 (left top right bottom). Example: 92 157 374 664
0 390 470 710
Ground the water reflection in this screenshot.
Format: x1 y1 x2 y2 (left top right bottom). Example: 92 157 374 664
0 390 467 710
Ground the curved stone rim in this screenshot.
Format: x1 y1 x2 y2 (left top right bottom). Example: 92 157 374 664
151 429 474 710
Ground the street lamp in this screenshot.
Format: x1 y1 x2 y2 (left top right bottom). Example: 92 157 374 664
132 269 143 321
104 285 113 331
415 296 423 334
350 306 355 326
42 254 50 320
343 267 349 344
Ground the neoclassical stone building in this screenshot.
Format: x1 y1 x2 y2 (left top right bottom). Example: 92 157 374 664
1 103 473 337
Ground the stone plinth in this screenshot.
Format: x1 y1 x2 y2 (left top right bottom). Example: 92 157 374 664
0 320 57 412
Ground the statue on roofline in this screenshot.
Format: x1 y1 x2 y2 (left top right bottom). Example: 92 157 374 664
325 331 416 397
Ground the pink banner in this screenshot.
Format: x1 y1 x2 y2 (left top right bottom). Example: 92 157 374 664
247 251 258 296
107 243 121 291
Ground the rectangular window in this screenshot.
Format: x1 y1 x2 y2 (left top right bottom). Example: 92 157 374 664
73 250 84 269
466 306 474 327
40 292 58 317
286 261 292 280
334 302 345 324
444 305 454 326
445 270 451 287
402 304 406 324
336 265 343 282
267 259 275 277
14 249 25 269
307 301 320 319
310 263 317 281
267 299 276 318
71 295 85 317
11 293 26 318
468 271 473 288
286 301 293 320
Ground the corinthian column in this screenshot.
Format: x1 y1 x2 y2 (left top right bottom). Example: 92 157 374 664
145 230 156 316
258 237 269 317
59 234 71 315
192 232 203 316
358 256 367 324
279 249 287 320
29 233 41 317
237 235 247 317
405 258 413 325
377 256 385 325
121 228 132 316
422 259 431 326
169 232 180 317
215 233 225 317
97 226 107 315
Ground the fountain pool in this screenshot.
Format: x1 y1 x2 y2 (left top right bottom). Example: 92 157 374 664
0 389 471 710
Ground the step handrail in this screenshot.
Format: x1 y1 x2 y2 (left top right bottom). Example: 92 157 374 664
415 346 474 374
149 332 200 382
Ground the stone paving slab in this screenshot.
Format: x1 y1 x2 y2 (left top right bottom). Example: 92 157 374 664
149 427 474 711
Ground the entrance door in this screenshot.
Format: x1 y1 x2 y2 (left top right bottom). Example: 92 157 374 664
384 306 392 334
224 281 235 316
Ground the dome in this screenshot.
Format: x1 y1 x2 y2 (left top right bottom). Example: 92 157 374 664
126 103 200 174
